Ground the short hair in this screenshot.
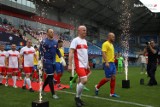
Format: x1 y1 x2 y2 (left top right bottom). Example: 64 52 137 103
58 40 63 43
27 39 32 42
47 28 53 33
11 43 16 46
34 45 38 48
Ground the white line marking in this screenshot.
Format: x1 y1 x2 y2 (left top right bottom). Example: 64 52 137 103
57 90 153 107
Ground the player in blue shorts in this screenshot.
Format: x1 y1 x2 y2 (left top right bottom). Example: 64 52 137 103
54 40 65 89
95 32 120 98
39 28 63 99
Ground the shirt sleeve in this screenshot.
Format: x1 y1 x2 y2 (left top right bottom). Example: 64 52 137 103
56 43 61 58
61 49 64 57
70 39 77 49
102 42 108 52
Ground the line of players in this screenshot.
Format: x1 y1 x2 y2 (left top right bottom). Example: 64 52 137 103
0 26 119 107
0 39 65 92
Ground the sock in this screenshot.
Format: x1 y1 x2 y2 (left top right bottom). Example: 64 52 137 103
43 73 47 80
97 78 109 89
42 75 49 91
110 79 116 94
32 71 38 80
6 75 8 83
12 76 17 86
17 71 21 78
26 78 32 89
48 75 55 95
23 77 26 86
0 74 3 83
54 74 58 81
56 73 62 84
71 74 78 83
76 82 84 98
3 72 7 77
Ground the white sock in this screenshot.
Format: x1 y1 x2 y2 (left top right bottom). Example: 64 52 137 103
23 77 26 86
6 75 8 83
26 78 32 89
76 82 84 98
12 76 17 86
0 74 3 83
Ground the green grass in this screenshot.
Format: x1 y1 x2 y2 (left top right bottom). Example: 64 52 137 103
0 67 160 107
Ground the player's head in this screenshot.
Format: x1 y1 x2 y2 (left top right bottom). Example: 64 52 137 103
26 39 32 48
150 39 155 47
78 25 87 38
47 28 54 39
34 45 38 51
58 40 63 48
119 53 122 56
11 44 16 51
107 32 115 43
0 44 5 51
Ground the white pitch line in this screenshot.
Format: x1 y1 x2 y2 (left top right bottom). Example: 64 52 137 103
57 90 153 107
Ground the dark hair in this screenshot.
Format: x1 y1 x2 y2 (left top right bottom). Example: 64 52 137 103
58 40 63 43
34 45 38 48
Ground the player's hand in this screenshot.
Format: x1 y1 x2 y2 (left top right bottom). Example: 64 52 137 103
68 65 72 72
87 65 90 70
60 57 66 66
105 62 110 68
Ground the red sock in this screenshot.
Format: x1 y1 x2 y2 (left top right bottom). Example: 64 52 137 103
110 79 115 94
54 74 57 81
43 73 47 80
3 71 7 77
32 71 38 80
56 73 62 84
17 71 21 78
97 78 109 89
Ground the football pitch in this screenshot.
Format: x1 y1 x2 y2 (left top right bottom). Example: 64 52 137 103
0 67 160 107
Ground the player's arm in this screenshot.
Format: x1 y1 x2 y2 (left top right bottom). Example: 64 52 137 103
148 44 157 54
56 44 61 58
5 56 8 68
68 39 77 70
19 48 24 68
68 48 75 71
102 43 109 67
143 48 147 56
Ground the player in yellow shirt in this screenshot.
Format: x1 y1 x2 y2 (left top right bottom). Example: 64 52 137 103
54 40 65 89
32 45 39 82
95 32 120 97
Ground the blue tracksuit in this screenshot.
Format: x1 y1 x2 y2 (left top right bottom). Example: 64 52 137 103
39 38 61 74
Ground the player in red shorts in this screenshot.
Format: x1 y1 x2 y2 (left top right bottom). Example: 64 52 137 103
20 39 36 92
0 44 7 86
68 25 91 107
5 44 20 88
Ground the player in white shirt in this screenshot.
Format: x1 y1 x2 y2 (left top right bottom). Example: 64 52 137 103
68 25 91 107
138 54 147 74
5 44 20 88
0 44 7 86
20 39 36 92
